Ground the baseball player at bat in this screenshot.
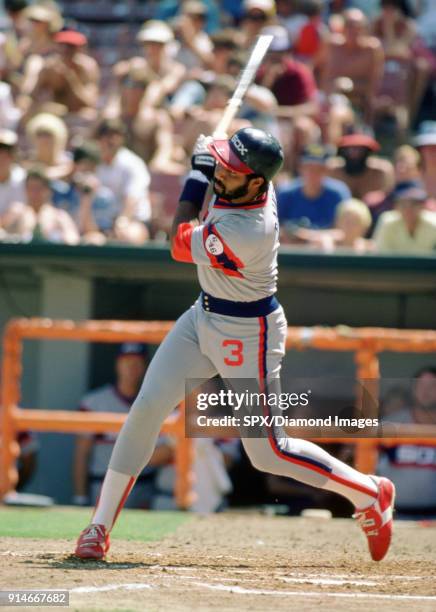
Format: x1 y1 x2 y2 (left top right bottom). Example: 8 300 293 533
74 128 395 562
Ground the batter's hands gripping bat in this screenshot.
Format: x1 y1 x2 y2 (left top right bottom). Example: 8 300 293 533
212 34 274 138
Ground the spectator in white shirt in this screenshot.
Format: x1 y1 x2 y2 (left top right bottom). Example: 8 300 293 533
0 81 21 130
0 130 25 220
95 119 150 245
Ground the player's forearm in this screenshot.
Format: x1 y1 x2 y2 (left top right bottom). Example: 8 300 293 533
170 200 200 243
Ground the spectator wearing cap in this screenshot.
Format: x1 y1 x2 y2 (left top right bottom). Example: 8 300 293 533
95 119 151 245
204 30 242 74
18 4 63 100
52 142 118 245
276 0 309 45
24 29 99 117
241 0 276 49
414 123 436 202
0 129 25 223
277 143 351 240
114 21 186 111
1 166 79 244
172 1 213 71
321 8 384 123
374 186 436 254
20 3 62 59
72 343 174 508
1 0 29 81
24 113 71 180
327 133 395 200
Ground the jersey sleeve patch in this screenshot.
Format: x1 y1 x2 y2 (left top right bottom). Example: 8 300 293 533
202 224 245 278
171 222 194 263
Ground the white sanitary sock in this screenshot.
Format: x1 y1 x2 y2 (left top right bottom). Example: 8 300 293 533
92 468 136 530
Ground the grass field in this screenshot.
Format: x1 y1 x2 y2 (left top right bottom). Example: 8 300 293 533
0 507 189 540
0 506 435 611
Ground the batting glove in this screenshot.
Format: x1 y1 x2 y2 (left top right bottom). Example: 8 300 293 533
191 134 216 181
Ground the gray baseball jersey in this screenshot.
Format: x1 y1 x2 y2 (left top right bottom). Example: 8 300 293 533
172 181 279 301
108 182 379 511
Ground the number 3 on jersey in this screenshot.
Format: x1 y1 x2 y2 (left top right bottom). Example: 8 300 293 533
223 339 244 366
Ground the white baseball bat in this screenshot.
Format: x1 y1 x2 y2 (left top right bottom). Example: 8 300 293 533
212 34 274 138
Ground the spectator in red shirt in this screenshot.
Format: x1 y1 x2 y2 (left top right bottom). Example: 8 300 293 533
257 25 318 114
256 25 319 172
293 0 329 78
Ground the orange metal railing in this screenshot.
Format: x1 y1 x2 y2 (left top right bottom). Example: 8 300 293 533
2 319 436 503
0 318 194 508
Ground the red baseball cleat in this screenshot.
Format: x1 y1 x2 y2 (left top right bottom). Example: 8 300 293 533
74 524 110 560
353 476 395 562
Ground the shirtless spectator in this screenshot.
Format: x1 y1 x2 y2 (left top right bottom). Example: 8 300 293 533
1 0 29 82
0 130 25 226
179 76 250 162
327 132 395 200
1 166 79 244
372 0 429 132
374 186 436 254
241 0 276 49
24 113 72 180
103 71 184 175
172 1 213 71
19 4 62 98
95 119 150 245
321 8 384 123
25 30 99 118
114 21 185 111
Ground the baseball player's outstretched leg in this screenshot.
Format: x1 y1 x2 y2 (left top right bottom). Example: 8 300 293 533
75 307 217 559
240 435 395 561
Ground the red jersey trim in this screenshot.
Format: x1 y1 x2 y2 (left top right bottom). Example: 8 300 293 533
171 222 194 263
203 224 245 278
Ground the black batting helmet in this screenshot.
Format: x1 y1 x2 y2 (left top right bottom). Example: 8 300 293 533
208 127 284 182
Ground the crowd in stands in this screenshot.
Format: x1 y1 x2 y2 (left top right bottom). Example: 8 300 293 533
0 0 436 253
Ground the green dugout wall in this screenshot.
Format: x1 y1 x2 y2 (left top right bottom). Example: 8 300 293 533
0 243 435 503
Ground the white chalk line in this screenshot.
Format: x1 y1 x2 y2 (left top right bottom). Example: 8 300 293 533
71 583 152 594
281 577 377 586
193 582 436 602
